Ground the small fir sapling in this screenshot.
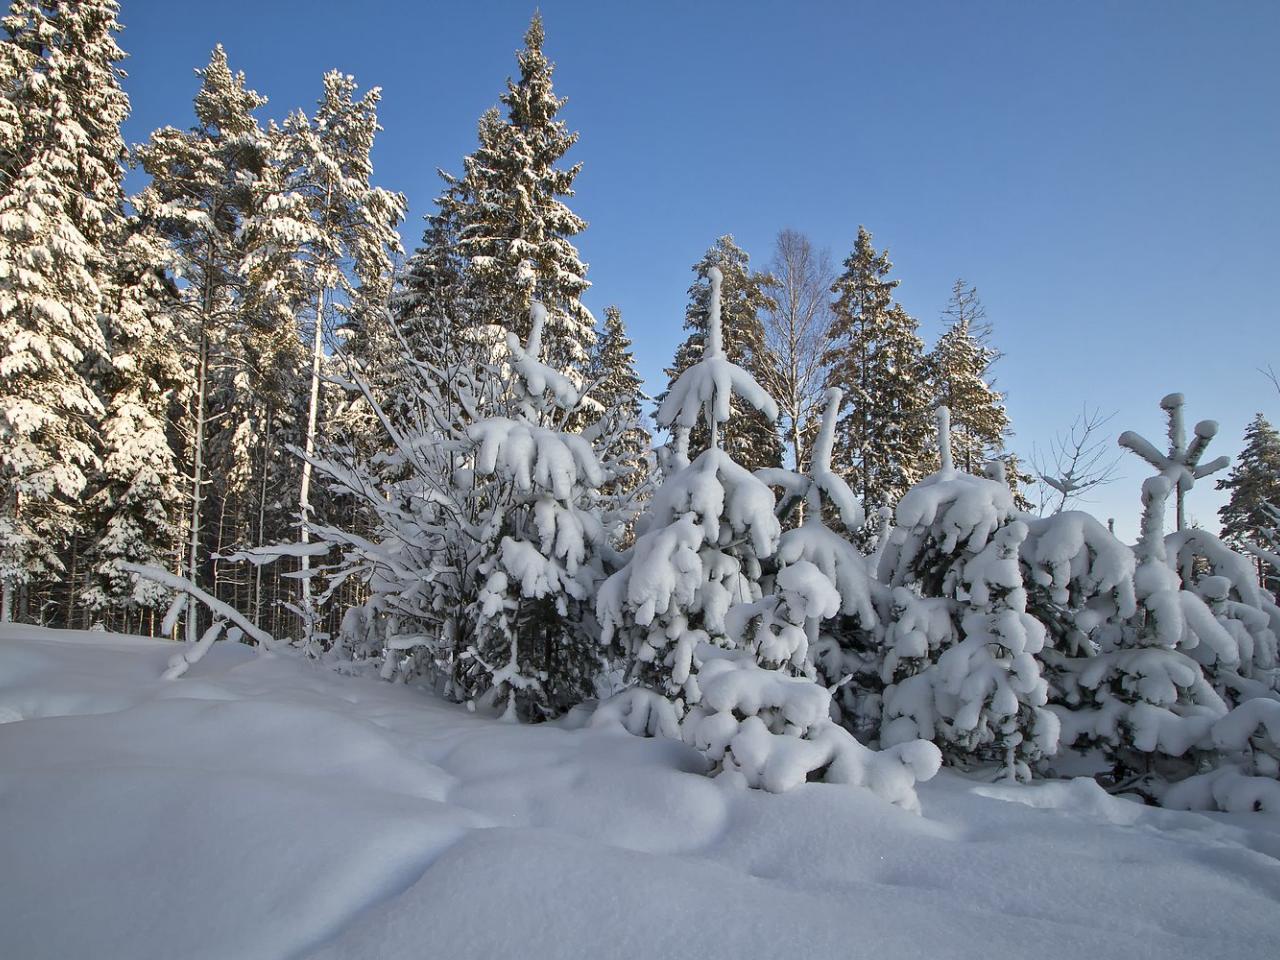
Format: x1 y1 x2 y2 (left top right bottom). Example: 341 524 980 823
463 303 609 720
598 268 941 806
879 407 1057 781
597 266 781 704
1060 395 1236 791
756 387 886 733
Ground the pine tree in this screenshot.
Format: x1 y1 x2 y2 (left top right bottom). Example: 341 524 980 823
660 236 782 473
823 226 931 515
1217 414 1280 595
134 45 277 640
0 0 129 622
255 69 404 643
587 305 650 537
928 280 1009 475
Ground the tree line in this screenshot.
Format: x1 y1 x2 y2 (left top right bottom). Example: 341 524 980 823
0 3 1010 634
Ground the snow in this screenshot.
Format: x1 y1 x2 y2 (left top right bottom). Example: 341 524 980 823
3 625 1279 960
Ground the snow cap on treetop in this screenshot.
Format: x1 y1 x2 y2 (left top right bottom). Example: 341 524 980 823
936 405 953 473
810 388 842 472
527 301 548 359
706 265 724 357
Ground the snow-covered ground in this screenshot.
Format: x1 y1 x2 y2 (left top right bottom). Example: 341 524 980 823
2 625 1278 960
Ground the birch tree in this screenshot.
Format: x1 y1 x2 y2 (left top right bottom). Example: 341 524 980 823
763 229 834 471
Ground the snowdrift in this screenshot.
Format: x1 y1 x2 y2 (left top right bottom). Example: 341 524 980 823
2 625 1278 960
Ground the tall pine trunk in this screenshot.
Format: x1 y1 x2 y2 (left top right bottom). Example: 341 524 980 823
186 319 209 644
297 281 327 644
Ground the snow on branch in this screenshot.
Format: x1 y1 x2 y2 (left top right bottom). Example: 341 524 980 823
217 542 335 566
656 264 779 438
122 563 277 652
1118 392 1229 494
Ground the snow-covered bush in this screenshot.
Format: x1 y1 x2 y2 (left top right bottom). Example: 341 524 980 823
304 300 641 720
879 407 1057 780
1052 395 1280 800
683 650 940 811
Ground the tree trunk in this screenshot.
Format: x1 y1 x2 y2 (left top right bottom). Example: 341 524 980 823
186 322 209 644
298 281 327 646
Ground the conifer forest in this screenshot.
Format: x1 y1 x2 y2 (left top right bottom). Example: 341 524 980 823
2 4 1279 959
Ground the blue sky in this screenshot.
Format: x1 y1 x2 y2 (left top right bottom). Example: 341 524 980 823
117 0 1279 538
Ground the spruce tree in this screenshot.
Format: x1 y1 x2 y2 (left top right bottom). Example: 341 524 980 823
823 226 931 515
410 14 593 376
0 0 129 622
1217 414 1280 594
660 236 782 473
82 219 187 629
928 280 1009 475
394 188 465 359
600 265 782 703
588 305 650 534
879 409 1057 781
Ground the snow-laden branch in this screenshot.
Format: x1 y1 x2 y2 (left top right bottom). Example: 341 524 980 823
122 563 277 650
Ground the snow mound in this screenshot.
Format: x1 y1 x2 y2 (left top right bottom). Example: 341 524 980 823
684 652 941 809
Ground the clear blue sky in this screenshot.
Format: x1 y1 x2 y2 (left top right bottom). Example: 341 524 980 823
116 0 1279 539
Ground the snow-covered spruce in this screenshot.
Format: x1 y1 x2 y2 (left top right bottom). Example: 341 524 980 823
303 297 634 721
1051 394 1280 803
600 277 939 806
598 265 782 702
659 236 783 473
756 387 885 736
879 407 1058 781
466 303 610 720
0 0 129 621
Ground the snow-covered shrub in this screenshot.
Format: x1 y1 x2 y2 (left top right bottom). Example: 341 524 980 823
306 300 641 720
1053 395 1279 798
682 650 940 811
879 407 1057 780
